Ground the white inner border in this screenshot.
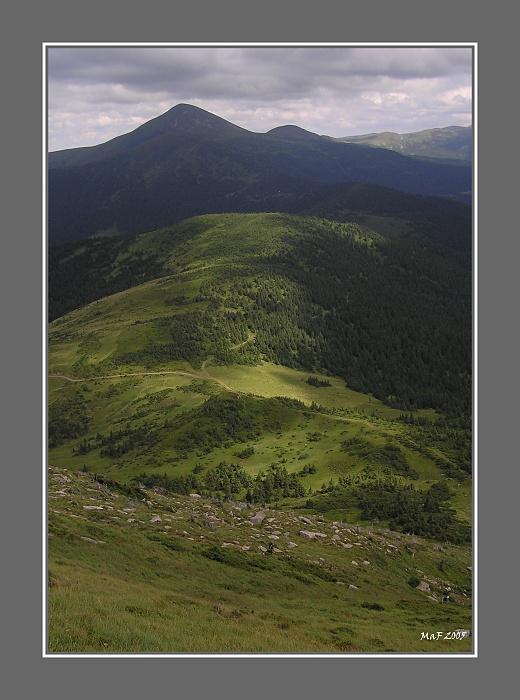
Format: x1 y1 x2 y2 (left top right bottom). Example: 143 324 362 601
42 41 478 659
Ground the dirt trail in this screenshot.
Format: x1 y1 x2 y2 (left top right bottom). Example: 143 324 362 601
49 332 256 395
49 367 238 393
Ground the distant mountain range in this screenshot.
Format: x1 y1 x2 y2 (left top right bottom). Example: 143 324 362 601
336 126 472 164
47 104 472 246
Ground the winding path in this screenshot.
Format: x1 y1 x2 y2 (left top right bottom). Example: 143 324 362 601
48 332 256 394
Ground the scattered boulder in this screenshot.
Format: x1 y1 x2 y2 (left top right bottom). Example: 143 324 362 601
299 530 327 539
349 584 359 590
250 511 266 526
150 515 162 523
416 581 431 592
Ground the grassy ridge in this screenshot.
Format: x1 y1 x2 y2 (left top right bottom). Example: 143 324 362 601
49 212 471 414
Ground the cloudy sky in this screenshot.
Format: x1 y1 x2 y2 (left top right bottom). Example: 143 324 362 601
46 43 474 152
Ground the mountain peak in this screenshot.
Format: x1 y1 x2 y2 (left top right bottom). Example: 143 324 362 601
141 103 247 137
266 125 321 141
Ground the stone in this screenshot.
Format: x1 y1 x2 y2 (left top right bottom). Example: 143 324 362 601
349 584 359 590
416 581 431 592
150 515 162 523
299 530 327 539
250 511 266 526
287 542 298 548
83 505 103 510
189 493 201 499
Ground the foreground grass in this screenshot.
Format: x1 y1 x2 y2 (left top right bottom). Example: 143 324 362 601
47 467 473 654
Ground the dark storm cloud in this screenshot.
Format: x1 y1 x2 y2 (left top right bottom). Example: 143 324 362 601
47 44 473 151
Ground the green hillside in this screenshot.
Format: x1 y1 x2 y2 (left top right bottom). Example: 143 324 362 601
47 211 473 653
49 212 471 414
48 465 472 653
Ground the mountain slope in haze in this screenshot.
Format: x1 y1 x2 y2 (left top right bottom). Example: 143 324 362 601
337 126 472 164
48 103 249 169
47 104 472 246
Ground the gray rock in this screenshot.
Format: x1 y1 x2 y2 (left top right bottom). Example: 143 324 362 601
250 511 266 526
416 581 431 592
349 584 359 590
299 530 327 539
150 515 162 523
